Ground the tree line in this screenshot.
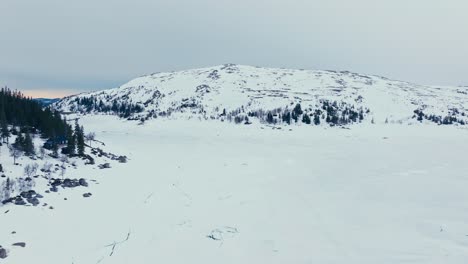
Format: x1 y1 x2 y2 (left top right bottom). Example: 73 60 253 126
223 100 369 126
0 87 67 140
70 96 144 118
0 87 86 161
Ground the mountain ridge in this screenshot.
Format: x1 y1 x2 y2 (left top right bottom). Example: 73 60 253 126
53 64 468 126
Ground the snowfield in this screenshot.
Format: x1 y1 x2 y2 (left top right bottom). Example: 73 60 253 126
2 115 468 263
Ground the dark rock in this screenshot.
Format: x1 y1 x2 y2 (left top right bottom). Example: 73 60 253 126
27 197 40 206
62 178 80 188
98 163 111 169
20 190 36 199
0 247 7 259
36 194 44 199
2 198 13 205
12 242 26 248
83 193 92 198
50 179 62 187
79 178 88 187
14 197 26 206
62 179 72 187
50 186 58 192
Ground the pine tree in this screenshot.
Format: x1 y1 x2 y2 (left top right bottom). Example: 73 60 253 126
52 142 59 157
23 132 35 156
14 132 25 151
266 112 274 124
293 103 303 116
302 114 311 124
0 106 9 144
75 123 85 156
292 112 298 123
282 112 291 125
66 125 76 155
314 114 321 125
0 121 9 144
359 110 364 121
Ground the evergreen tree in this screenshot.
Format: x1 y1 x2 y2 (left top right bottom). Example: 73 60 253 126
13 132 25 151
0 105 9 143
282 112 291 125
266 112 274 124
0 120 9 144
292 112 298 123
359 110 364 121
52 142 59 157
302 114 311 124
66 125 76 155
314 114 321 125
75 123 85 156
23 132 35 156
293 103 303 116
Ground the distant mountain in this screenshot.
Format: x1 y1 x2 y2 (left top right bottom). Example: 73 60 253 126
53 64 468 126
34 98 60 107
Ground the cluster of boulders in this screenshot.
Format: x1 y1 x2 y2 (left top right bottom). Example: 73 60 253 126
1 190 43 206
1 178 91 207
91 148 127 163
48 178 88 192
98 163 111 169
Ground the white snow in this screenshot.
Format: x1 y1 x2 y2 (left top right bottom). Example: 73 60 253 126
2 115 468 263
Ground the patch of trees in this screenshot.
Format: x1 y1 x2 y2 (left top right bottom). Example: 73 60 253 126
62 121 86 156
225 100 368 127
0 88 91 170
413 108 466 125
12 131 35 156
72 96 144 118
0 87 67 140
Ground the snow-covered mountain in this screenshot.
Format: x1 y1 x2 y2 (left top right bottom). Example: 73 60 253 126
53 64 468 125
33 98 60 107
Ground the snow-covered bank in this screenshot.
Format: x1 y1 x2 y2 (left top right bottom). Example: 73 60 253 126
2 116 468 263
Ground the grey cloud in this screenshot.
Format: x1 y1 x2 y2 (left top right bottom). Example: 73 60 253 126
0 0 467 94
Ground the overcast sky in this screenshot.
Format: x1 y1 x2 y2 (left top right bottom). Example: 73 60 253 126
1 0 467 97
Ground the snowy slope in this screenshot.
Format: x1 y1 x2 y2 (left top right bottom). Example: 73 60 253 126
53 64 468 125
2 116 468 264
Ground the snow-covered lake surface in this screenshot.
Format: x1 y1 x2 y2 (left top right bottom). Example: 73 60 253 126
2 116 468 263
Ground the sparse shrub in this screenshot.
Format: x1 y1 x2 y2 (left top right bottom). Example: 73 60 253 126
24 163 39 178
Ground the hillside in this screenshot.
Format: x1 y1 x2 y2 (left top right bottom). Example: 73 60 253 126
53 64 468 126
